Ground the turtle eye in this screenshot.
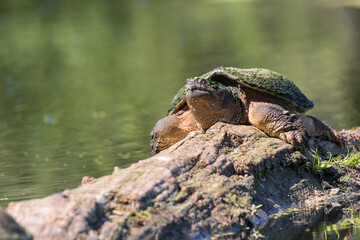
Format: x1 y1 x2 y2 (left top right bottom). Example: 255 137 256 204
199 78 207 85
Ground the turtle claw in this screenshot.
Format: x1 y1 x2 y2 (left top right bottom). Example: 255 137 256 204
337 134 345 149
327 130 345 149
279 130 309 150
303 115 345 149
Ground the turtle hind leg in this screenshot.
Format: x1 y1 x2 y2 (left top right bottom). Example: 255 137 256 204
302 115 344 148
248 103 309 149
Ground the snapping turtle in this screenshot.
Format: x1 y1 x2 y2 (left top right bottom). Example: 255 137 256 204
151 67 343 155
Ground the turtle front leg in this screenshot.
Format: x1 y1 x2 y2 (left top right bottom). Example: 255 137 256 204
301 115 344 148
248 103 308 149
150 106 201 155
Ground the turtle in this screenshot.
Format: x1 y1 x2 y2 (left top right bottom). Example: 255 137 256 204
150 67 343 155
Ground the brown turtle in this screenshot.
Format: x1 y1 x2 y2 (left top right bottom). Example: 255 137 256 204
150 67 343 155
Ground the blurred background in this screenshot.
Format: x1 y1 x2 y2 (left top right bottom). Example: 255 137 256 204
0 0 359 206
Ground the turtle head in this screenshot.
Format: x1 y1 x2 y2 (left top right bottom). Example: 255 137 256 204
185 77 245 129
186 78 224 100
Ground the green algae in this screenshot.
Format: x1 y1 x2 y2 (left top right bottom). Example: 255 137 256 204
168 84 187 115
134 210 151 219
223 67 314 111
168 67 314 115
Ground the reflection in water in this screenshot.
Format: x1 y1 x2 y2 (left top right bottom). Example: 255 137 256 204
0 0 359 214
262 201 360 240
340 6 360 130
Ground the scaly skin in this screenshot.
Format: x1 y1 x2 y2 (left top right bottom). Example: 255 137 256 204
248 104 344 150
150 106 201 155
248 103 309 149
246 88 344 149
302 115 344 148
186 78 245 130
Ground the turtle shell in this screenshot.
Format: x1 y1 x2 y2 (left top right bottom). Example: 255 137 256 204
168 67 314 115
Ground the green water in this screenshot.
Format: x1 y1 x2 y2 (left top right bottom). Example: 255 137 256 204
0 0 359 213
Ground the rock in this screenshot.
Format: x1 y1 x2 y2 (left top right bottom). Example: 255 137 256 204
0 206 32 240
6 123 360 239
81 176 97 185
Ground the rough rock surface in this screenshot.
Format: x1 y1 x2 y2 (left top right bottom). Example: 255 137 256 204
6 123 360 239
0 207 32 239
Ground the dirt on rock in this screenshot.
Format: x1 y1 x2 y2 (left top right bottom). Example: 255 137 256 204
5 123 360 239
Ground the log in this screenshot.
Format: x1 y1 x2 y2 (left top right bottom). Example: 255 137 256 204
0 207 31 239
5 123 360 239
